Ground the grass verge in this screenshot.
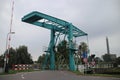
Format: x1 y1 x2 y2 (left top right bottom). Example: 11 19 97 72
0 69 39 75
72 70 120 78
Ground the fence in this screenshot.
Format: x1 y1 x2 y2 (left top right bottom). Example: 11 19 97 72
94 63 114 68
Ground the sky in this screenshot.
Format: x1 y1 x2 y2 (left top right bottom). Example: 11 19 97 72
0 0 120 61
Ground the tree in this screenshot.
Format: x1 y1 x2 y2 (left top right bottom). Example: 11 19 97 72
0 54 4 67
1 45 33 72
8 48 17 68
78 42 88 64
16 45 33 64
3 45 34 69
37 40 70 69
79 42 88 53
37 54 50 69
115 56 120 65
37 54 46 64
78 42 88 58
57 40 68 54
56 40 69 64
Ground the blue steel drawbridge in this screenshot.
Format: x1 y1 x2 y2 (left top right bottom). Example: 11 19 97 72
22 11 87 71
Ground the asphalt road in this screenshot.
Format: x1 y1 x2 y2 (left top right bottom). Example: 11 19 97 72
0 71 120 80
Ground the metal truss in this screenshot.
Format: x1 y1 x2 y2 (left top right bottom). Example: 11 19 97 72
22 11 87 71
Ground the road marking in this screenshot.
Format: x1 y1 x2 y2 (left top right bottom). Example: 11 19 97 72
21 74 25 79
60 71 68 76
41 71 44 72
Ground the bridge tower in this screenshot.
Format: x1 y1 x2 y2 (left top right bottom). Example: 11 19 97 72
22 11 87 71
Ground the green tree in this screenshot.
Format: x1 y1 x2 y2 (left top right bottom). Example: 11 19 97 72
56 40 69 64
2 45 33 70
8 48 17 68
57 40 68 54
78 42 88 64
37 54 46 64
0 54 4 67
115 56 120 65
79 42 88 53
37 54 50 69
16 45 33 64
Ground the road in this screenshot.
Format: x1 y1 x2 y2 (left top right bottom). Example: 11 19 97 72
0 71 119 80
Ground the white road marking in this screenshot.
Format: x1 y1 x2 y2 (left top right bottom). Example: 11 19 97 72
21 74 25 79
41 71 44 72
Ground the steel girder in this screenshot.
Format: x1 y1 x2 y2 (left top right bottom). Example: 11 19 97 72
22 11 87 37
22 11 87 71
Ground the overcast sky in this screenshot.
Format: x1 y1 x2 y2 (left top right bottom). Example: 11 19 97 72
0 0 120 61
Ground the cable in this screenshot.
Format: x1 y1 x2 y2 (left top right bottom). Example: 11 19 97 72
86 35 90 56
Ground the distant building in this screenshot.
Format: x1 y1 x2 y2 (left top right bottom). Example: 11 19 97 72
110 54 116 61
105 37 116 61
102 53 116 62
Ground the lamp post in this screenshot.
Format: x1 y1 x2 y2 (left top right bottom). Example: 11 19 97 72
4 32 15 73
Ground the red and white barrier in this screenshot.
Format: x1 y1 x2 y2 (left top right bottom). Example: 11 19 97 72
12 64 33 70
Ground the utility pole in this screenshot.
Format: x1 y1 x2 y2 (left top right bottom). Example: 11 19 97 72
4 0 15 73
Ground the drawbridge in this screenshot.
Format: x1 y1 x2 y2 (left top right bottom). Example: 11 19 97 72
22 11 87 71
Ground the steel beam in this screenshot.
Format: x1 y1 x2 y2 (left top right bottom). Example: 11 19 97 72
68 24 75 71
50 29 55 70
22 11 87 71
22 11 87 37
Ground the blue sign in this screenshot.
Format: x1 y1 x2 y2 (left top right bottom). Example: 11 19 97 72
82 51 87 58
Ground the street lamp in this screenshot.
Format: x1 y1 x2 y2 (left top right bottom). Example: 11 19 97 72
4 32 15 73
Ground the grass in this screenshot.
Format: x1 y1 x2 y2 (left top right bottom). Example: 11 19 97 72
72 70 120 78
87 73 120 78
72 70 83 75
72 68 120 78
0 70 17 75
0 69 39 75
